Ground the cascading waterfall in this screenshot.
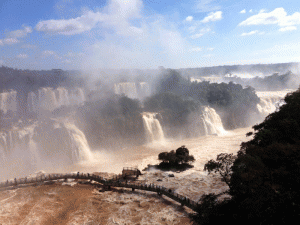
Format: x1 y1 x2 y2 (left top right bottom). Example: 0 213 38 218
189 106 226 136
136 82 151 99
0 90 17 115
69 88 85 105
201 107 226 135
27 87 85 113
38 88 58 111
55 87 70 107
63 122 93 161
114 82 138 99
0 120 92 167
0 125 40 173
114 82 150 99
142 112 165 143
256 90 292 116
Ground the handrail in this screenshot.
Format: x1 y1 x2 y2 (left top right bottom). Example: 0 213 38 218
0 172 199 211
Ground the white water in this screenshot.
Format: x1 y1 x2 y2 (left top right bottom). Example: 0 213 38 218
142 112 165 143
0 90 17 115
0 120 92 180
114 82 150 99
201 106 226 135
27 87 85 113
114 82 138 99
188 106 226 137
256 90 293 116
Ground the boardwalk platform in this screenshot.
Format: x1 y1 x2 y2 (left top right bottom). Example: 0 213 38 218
0 170 199 212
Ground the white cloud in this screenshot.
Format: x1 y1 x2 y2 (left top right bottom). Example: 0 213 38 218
249 9 253 13
190 28 211 39
190 47 202 52
0 26 32 46
239 8 300 28
240 9 246 14
17 54 28 59
35 11 104 35
32 0 200 69
207 47 214 51
41 50 63 61
201 11 222 23
43 50 56 56
35 0 144 36
186 16 193 22
2 38 20 45
188 26 197 33
8 26 32 38
196 0 221 12
241 30 259 36
65 52 85 57
279 26 297 32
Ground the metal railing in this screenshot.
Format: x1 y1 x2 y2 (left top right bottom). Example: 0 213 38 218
0 172 199 211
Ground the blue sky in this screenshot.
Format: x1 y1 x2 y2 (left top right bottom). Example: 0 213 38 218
0 0 300 70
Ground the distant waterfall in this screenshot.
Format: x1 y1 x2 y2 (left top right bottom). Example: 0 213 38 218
142 112 165 143
256 91 291 116
0 90 17 115
0 120 92 165
27 87 85 113
114 82 150 99
136 82 151 99
114 82 138 99
0 125 40 167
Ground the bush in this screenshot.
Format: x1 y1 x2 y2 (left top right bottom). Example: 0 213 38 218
158 146 195 169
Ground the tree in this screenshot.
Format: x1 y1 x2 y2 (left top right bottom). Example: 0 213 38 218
204 153 236 186
158 146 195 168
193 88 300 225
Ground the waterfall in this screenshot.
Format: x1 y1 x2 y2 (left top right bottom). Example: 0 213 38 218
0 120 92 167
114 82 151 99
0 90 17 115
63 122 92 161
136 82 151 99
69 88 85 105
0 125 40 172
142 112 165 143
27 87 85 113
55 87 70 107
38 88 58 112
190 106 225 136
256 90 291 116
114 82 138 99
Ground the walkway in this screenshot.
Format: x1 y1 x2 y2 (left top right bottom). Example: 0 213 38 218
0 172 199 211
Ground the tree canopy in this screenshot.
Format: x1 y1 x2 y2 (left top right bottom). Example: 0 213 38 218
158 146 195 169
193 88 300 225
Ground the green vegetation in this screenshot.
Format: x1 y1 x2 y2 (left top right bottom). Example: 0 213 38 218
224 71 300 91
0 66 85 93
76 95 145 148
193 88 300 225
144 92 198 127
148 69 260 130
157 146 195 170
